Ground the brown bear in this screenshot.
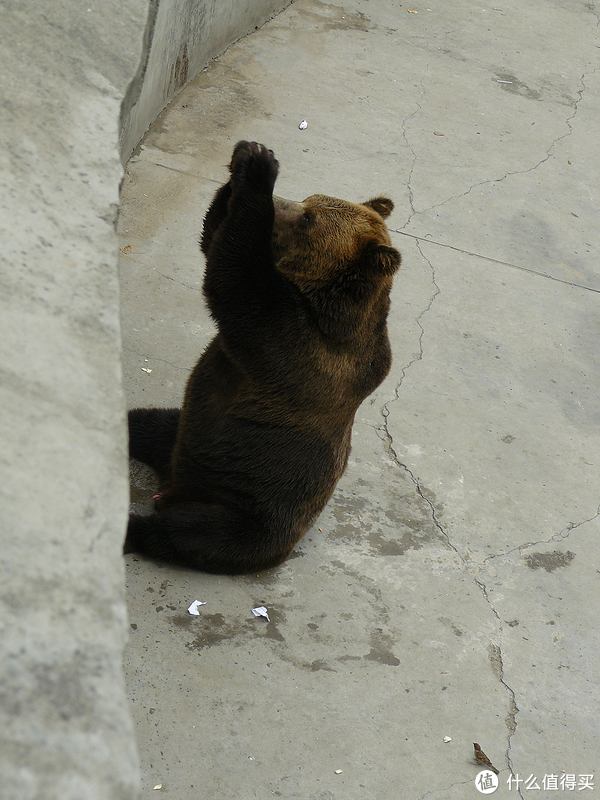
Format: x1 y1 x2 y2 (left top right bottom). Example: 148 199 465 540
125 141 400 574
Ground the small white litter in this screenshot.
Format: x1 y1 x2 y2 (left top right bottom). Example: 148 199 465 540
187 600 207 615
251 606 270 621
298 119 308 130
443 736 452 743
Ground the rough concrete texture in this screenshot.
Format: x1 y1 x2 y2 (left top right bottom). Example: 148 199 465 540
120 0 294 161
0 0 149 798
119 1 600 797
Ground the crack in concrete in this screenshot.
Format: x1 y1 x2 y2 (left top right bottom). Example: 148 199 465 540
378 242 444 551
485 503 600 564
551 503 600 541
587 0 600 26
489 643 523 798
386 239 440 395
400 64 596 229
391 66 600 296
398 64 431 225
379 237 522 786
380 408 523 794
399 98 423 220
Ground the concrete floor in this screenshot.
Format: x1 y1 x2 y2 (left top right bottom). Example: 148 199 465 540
118 1 600 797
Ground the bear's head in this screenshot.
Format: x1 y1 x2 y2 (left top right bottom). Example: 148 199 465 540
272 194 400 289
271 194 400 341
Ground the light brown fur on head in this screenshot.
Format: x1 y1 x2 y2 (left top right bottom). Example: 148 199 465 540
272 194 399 285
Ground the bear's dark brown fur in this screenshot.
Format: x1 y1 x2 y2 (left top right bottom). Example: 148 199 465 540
125 141 400 574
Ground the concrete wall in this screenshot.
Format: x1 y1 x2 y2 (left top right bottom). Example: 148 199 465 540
0 1 290 798
121 0 293 161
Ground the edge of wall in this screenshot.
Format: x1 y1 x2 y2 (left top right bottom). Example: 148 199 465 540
0 1 148 797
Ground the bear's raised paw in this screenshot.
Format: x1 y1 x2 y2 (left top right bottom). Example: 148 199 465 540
229 140 279 195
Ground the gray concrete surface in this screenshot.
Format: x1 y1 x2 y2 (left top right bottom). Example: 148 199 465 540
0 1 147 798
120 0 294 162
119 1 600 797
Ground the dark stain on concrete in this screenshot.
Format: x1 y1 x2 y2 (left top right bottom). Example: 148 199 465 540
264 612 286 642
337 654 362 663
439 617 464 637
171 614 193 629
367 528 407 556
365 628 400 666
298 1 372 33
327 484 446 556
525 550 575 572
309 659 335 672
323 8 371 33
184 612 254 650
495 71 577 109
495 72 541 100
180 609 286 650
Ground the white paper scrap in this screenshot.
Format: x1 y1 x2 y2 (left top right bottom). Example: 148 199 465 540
251 606 270 621
187 600 207 616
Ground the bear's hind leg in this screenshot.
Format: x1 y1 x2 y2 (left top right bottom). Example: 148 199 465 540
125 502 291 575
128 407 180 479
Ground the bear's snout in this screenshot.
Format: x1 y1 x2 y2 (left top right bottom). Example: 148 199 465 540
273 195 304 226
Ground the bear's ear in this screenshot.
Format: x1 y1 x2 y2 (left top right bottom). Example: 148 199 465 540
363 196 394 219
363 242 401 276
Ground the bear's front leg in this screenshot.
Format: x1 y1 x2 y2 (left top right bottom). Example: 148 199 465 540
200 181 232 256
202 142 285 343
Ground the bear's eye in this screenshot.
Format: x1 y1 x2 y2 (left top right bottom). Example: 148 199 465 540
298 211 313 229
